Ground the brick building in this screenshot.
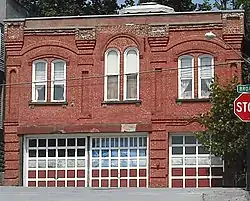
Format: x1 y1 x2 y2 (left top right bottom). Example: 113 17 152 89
0 0 28 183
3 3 244 188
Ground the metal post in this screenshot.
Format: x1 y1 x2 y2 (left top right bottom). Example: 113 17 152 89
247 123 250 190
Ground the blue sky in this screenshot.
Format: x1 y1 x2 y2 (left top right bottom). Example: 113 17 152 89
118 0 215 5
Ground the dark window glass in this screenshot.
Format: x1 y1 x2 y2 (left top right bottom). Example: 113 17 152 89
172 147 183 155
38 150 46 157
58 149 65 157
185 136 196 144
77 138 85 146
172 136 183 144
77 149 85 157
67 138 75 146
58 139 66 147
48 139 56 147
38 139 46 147
198 146 209 154
29 139 37 147
67 149 75 157
211 167 223 176
185 146 196 154
48 149 56 157
29 150 36 157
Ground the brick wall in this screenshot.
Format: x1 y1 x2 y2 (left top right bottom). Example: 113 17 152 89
3 10 244 187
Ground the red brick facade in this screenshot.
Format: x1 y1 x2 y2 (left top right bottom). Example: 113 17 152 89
3 10 244 187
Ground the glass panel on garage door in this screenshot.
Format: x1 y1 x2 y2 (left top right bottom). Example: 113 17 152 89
25 137 87 187
169 135 223 188
25 135 148 187
90 136 148 187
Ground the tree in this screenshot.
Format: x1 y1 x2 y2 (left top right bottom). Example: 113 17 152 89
138 0 196 12
196 0 213 11
195 76 247 186
18 0 119 17
120 0 135 8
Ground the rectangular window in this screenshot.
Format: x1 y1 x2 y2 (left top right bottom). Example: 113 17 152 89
199 56 214 98
51 61 66 102
32 61 47 102
179 56 194 99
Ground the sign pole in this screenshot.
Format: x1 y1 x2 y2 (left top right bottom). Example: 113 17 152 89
247 123 250 191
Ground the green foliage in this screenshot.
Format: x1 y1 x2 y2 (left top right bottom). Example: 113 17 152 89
18 0 119 17
195 76 247 159
196 0 213 11
138 0 196 11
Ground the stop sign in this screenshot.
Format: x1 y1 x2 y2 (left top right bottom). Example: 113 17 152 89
234 93 250 122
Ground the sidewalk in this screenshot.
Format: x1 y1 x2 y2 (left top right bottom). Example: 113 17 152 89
0 187 249 201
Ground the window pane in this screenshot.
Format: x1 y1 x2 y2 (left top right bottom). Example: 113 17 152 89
172 147 183 155
53 62 65 80
181 79 192 98
35 62 46 81
107 50 119 74
185 136 196 144
35 85 45 101
198 146 210 154
180 57 192 79
126 49 138 73
200 57 212 78
126 73 138 99
107 75 118 100
53 84 64 100
185 147 196 154
172 136 183 144
201 78 212 98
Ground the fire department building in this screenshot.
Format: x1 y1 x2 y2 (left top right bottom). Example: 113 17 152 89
3 3 244 188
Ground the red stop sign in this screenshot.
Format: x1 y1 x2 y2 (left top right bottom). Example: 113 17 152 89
234 93 250 122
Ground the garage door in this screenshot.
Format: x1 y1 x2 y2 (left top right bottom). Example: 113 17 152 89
25 136 88 187
24 135 148 187
90 136 148 187
169 135 223 188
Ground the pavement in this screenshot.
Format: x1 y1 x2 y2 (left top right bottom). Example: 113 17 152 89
0 187 249 201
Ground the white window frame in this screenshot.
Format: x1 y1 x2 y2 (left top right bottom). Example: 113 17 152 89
123 47 140 101
104 48 120 101
32 60 48 102
198 54 214 99
178 55 194 99
51 59 66 102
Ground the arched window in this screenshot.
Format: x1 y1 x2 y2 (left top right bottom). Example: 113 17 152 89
198 54 214 98
51 60 66 102
32 60 47 102
178 55 194 99
124 47 139 100
104 49 120 101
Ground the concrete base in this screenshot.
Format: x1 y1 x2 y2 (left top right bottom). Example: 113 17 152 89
0 187 249 201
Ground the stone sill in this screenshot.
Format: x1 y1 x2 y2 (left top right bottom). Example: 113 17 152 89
29 101 68 106
176 98 210 103
101 100 142 105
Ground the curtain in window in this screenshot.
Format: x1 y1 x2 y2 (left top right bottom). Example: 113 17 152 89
125 49 139 100
106 50 119 100
200 56 213 98
180 57 193 99
53 61 65 101
126 74 138 99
